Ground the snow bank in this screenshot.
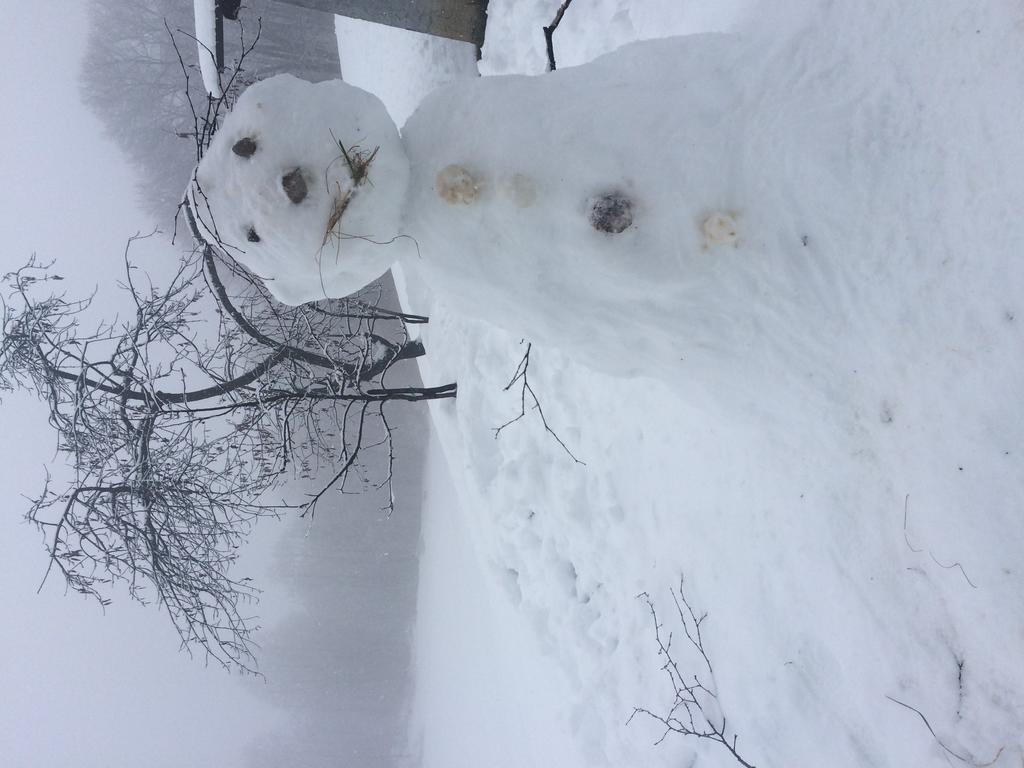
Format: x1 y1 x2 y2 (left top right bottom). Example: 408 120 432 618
190 75 411 304
401 2 1024 767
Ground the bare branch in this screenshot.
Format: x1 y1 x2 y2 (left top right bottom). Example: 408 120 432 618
630 576 757 768
2 240 451 672
494 341 583 464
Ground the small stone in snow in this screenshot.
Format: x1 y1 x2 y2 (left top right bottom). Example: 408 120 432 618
589 192 634 234
232 137 258 158
436 164 483 205
282 168 308 204
703 212 738 246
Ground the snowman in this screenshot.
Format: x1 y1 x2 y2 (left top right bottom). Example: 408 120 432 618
188 34 863 391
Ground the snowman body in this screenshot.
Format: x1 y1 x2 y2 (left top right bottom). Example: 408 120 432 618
191 35 855 386
401 35 856 383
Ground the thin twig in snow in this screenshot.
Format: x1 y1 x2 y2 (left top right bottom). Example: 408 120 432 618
903 494 923 553
885 696 1002 767
902 495 978 588
493 341 584 464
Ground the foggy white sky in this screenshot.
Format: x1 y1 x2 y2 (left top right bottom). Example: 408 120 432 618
0 4 281 766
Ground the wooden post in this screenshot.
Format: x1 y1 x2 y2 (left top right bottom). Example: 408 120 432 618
214 5 225 71
272 0 489 46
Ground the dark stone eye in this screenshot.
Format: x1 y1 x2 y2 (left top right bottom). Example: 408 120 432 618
589 192 634 234
246 227 260 243
282 168 308 204
232 137 257 158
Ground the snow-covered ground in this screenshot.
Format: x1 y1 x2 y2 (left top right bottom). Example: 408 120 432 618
330 3 1023 766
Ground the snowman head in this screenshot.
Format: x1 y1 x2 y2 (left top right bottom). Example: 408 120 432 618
189 75 409 305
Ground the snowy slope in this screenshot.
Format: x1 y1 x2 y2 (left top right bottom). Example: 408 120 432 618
335 2 1024 766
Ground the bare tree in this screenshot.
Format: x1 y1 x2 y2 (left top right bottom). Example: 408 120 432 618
0 233 452 672
0 8 455 673
630 577 758 768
